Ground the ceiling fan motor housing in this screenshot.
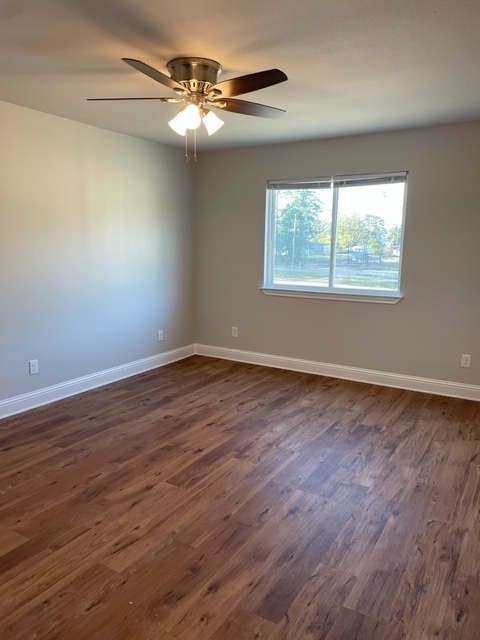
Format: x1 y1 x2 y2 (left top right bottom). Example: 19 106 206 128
167 57 222 93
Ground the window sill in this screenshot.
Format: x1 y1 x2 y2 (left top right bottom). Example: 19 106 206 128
261 287 403 304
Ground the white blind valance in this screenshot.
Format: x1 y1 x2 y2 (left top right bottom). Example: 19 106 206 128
267 171 408 190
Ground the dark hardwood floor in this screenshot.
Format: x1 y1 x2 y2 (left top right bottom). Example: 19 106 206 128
1 355 479 639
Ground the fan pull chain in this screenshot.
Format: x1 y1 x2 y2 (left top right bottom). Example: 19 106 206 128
183 129 198 163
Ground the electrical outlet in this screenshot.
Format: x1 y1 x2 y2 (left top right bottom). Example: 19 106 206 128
461 354 471 368
158 330 163 342
232 326 238 338
29 359 39 375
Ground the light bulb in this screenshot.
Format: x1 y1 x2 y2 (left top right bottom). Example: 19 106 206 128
202 109 224 135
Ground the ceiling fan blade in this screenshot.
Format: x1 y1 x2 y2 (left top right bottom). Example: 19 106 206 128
87 97 181 102
122 58 185 91
210 69 287 98
212 98 286 118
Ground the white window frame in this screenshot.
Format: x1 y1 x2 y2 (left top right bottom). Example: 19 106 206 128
262 171 408 304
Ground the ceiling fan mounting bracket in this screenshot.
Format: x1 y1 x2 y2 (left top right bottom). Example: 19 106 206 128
166 57 222 94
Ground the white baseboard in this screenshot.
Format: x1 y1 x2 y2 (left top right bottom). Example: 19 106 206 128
2 342 479 419
195 344 480 402
0 346 195 419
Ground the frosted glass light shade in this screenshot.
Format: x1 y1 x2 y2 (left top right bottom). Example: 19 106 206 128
168 107 187 136
183 104 201 129
202 109 224 135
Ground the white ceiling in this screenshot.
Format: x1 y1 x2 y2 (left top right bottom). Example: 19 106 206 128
1 0 479 149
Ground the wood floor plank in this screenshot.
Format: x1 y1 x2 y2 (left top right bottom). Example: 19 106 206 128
135 519 256 636
436 573 480 640
0 526 29 557
0 562 125 640
324 606 406 640
391 520 466 638
320 487 402 576
343 478 437 620
458 519 480 579
51 540 204 640
424 441 480 527
207 607 276 639
249 483 367 624
267 563 356 639
0 355 479 639
164 489 323 637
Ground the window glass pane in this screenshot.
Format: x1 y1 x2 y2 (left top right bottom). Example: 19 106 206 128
334 183 405 291
273 189 332 287
265 173 407 298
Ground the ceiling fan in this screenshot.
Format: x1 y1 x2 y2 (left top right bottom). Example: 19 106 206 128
88 57 288 139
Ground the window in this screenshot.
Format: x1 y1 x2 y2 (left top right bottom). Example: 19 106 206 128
263 171 408 303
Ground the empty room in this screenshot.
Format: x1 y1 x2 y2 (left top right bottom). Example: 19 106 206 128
1 1 479 639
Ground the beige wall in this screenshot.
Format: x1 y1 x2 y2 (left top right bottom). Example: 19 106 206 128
0 101 193 401
193 123 480 385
